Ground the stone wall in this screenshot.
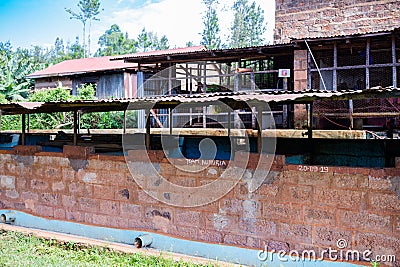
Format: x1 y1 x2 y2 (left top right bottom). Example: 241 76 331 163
275 0 400 44
0 145 399 265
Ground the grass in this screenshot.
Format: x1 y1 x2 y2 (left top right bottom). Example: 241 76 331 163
0 230 215 267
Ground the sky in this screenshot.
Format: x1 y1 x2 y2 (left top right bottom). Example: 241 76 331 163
0 0 275 53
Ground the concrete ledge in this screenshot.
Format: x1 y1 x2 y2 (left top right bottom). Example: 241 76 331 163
13 145 42 156
63 145 94 159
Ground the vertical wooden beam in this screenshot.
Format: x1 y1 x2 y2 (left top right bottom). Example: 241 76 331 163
21 114 26 146
123 110 127 134
0 110 2 132
145 109 151 150
349 99 354 129
203 61 207 93
366 38 370 89
392 34 397 87
257 107 263 153
73 110 78 146
308 103 313 139
169 109 173 135
202 106 206 128
333 42 338 91
27 114 30 133
227 110 231 136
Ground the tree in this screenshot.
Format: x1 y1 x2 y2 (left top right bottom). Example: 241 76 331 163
200 0 221 50
96 24 136 56
229 0 266 48
135 28 170 52
66 0 102 57
0 44 41 101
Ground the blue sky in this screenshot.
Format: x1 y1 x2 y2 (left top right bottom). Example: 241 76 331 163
0 0 275 51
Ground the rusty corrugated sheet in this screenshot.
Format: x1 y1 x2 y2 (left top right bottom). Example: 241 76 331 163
1 87 399 115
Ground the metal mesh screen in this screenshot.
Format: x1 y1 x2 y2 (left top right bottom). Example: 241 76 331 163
369 67 393 88
337 69 365 90
310 49 334 69
310 71 334 90
370 36 392 64
337 43 366 67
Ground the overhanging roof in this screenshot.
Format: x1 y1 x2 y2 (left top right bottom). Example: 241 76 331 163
0 87 399 115
113 44 294 64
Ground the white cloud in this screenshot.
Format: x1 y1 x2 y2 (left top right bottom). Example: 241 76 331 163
91 0 275 51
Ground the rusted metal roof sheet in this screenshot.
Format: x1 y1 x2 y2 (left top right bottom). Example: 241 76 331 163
291 27 400 43
112 45 207 61
114 44 293 64
26 46 207 79
1 87 399 115
26 56 138 79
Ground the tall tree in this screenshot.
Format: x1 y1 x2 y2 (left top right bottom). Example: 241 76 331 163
229 0 266 48
135 28 169 52
66 0 102 57
200 0 221 50
96 24 136 56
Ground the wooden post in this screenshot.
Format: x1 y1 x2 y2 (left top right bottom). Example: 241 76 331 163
169 109 173 135
227 110 231 136
392 34 397 87
21 114 26 146
202 106 206 128
73 110 78 146
145 109 151 150
257 107 263 153
283 77 288 128
308 103 313 139
123 110 127 134
27 114 30 133
349 99 354 129
0 110 2 132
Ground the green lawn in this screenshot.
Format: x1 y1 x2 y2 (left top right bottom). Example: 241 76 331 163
0 230 215 267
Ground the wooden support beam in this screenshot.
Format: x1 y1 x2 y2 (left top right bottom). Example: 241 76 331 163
146 109 151 150
227 110 231 136
123 110 127 134
21 114 26 146
169 108 173 135
73 110 78 146
150 109 164 128
257 107 263 153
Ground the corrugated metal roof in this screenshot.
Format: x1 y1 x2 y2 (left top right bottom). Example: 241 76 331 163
26 56 137 79
291 27 400 43
27 46 207 79
114 44 293 64
112 45 207 61
1 87 399 115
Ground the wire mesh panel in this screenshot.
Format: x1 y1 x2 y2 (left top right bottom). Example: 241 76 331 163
310 71 334 90
369 67 393 88
337 42 366 67
314 100 349 116
310 49 334 69
370 36 392 65
337 69 365 90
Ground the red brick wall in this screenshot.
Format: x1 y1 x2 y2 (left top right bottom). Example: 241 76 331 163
275 0 400 44
0 146 399 264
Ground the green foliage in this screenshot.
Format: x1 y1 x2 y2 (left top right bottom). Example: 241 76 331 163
76 83 96 100
0 230 212 267
29 87 72 102
136 28 170 52
66 0 103 57
230 0 266 48
96 24 136 56
0 43 42 101
0 93 7 103
200 0 221 50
